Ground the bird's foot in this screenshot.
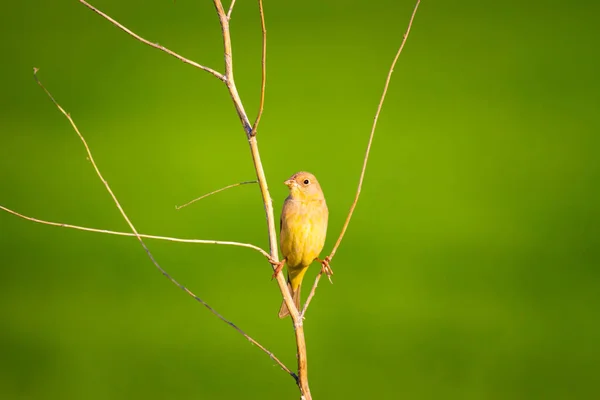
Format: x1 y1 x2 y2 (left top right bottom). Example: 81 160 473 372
269 257 286 280
317 256 333 284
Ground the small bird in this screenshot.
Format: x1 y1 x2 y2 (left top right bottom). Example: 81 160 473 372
276 171 329 318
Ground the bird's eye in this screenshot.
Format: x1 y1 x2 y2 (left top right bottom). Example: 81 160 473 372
303 179 310 185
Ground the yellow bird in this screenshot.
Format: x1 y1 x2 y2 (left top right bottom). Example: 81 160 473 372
276 171 329 318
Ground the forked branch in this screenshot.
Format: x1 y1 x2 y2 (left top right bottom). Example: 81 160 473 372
227 0 237 21
209 1 309 396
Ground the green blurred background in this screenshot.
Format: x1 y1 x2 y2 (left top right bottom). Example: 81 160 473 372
1 0 599 398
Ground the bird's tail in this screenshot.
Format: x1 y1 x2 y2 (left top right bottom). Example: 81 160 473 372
278 279 301 319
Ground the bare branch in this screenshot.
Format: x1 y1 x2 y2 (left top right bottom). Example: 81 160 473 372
176 180 258 210
0 204 271 258
30 69 294 381
34 67 157 266
300 271 323 319
79 0 224 80
226 0 237 21
300 257 332 317
213 0 253 134
250 0 267 137
327 0 421 262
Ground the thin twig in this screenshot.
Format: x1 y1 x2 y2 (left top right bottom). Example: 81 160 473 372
327 0 421 262
300 271 323 319
176 180 258 210
213 0 253 134
31 69 294 381
226 0 237 20
250 0 267 137
301 0 422 319
79 0 224 80
0 204 271 259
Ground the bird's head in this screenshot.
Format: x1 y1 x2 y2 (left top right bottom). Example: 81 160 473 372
284 171 324 201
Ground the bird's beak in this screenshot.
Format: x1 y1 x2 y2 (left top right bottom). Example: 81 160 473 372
284 179 296 188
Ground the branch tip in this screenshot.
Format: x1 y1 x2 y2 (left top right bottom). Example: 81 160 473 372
176 180 258 210
79 0 223 79
250 0 267 136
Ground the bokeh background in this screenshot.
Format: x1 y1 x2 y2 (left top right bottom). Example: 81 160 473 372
1 0 599 399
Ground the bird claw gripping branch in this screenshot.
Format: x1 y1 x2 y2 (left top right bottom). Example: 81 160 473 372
317 256 334 284
270 257 286 280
